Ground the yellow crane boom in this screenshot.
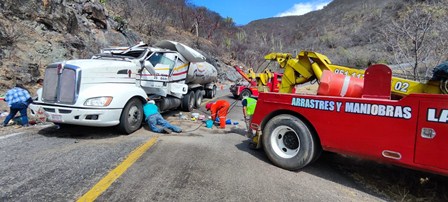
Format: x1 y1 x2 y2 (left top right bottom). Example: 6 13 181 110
265 51 442 96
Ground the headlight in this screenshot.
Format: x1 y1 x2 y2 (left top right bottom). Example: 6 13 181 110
84 97 113 107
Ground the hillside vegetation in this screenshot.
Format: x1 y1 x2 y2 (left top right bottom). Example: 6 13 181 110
0 0 447 87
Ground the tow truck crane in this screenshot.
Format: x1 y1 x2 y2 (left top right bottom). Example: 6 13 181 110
250 50 448 176
265 51 442 96
229 65 282 99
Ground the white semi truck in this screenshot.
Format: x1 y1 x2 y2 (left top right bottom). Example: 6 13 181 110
30 40 218 134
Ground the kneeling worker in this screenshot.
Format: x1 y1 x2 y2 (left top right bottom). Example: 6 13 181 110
206 100 230 129
143 98 182 134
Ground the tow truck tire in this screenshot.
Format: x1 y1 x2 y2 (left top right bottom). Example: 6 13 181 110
239 89 251 99
194 90 203 109
181 91 195 112
118 98 144 134
262 114 318 170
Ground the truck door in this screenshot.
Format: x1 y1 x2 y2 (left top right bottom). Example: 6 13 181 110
414 101 448 170
171 56 187 83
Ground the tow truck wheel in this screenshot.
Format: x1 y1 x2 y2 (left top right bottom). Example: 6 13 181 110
239 89 251 99
262 114 318 170
181 91 195 112
118 98 144 134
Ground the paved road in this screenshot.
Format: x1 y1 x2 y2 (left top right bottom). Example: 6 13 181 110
0 89 384 201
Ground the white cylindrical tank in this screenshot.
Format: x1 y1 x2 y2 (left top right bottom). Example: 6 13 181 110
186 62 218 85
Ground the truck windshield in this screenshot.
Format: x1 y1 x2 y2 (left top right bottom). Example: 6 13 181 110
148 53 175 69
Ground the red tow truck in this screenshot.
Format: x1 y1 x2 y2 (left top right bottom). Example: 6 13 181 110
249 52 448 176
229 65 282 99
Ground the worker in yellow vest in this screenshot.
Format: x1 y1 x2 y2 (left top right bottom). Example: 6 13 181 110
242 96 257 137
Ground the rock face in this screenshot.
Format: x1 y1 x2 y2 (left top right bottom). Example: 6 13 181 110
0 0 141 93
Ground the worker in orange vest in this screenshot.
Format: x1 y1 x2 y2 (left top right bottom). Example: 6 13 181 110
206 100 230 129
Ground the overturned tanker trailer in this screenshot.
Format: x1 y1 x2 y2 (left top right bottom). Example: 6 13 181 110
30 40 218 134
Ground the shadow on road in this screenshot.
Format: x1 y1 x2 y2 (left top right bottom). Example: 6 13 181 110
232 138 392 200
226 127 247 136
226 95 237 100
37 124 124 139
304 152 448 201
302 152 374 193
234 139 271 165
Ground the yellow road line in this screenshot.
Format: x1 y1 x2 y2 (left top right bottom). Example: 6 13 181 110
77 135 159 202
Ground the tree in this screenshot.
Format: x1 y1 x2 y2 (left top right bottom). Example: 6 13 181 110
383 1 448 80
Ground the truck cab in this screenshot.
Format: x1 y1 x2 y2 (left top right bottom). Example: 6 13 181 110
30 41 217 134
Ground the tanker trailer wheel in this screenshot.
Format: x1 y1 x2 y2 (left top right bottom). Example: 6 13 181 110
118 98 144 134
205 85 217 98
211 85 217 98
239 89 251 99
181 91 195 112
194 90 203 109
262 114 319 170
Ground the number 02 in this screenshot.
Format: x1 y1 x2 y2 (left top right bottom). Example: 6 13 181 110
394 82 409 92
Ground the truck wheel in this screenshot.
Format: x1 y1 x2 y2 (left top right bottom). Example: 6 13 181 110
205 85 216 98
211 85 217 98
239 89 251 99
194 90 203 109
181 91 195 112
118 98 144 134
262 114 318 170
205 90 211 98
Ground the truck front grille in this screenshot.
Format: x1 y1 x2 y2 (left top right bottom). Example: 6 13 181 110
42 63 81 104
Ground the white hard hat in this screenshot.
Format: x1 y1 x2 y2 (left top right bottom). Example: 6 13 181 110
148 100 155 104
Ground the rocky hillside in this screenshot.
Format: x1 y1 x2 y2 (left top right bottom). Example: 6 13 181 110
0 0 135 93
0 0 240 94
241 0 448 78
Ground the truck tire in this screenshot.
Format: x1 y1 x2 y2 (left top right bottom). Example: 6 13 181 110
181 91 195 112
194 90 203 109
239 89 251 99
211 85 217 98
205 85 216 98
118 98 144 134
262 114 318 170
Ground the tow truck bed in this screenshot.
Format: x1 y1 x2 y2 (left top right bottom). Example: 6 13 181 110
251 92 448 175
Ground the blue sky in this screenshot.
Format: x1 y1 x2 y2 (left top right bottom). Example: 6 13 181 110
189 0 332 25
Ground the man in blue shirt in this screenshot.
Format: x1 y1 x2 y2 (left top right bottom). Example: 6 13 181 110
2 84 33 127
143 98 182 134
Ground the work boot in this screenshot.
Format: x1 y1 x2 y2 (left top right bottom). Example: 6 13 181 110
162 128 172 134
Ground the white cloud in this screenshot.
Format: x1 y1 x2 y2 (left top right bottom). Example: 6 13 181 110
276 1 331 17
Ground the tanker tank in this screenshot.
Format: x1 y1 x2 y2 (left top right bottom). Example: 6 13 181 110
186 61 218 85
